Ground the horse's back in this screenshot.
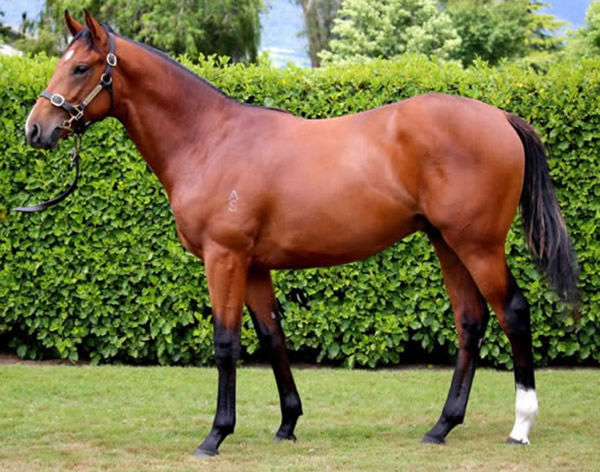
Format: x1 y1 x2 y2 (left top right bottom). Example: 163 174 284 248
242 94 524 268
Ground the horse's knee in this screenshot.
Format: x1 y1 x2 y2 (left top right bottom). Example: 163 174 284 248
250 310 285 352
213 323 241 368
259 326 284 352
460 308 489 351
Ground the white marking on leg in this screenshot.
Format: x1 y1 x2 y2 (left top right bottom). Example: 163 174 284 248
508 384 539 444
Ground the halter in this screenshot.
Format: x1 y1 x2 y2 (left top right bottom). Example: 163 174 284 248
40 29 117 134
14 28 117 213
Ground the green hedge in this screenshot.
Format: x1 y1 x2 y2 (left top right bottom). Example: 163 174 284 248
1 54 599 368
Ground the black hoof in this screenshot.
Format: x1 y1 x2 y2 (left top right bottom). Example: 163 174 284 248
193 447 219 457
506 437 528 446
421 434 445 445
274 433 297 442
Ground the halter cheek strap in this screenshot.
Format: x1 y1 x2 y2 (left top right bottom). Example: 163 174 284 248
40 29 117 135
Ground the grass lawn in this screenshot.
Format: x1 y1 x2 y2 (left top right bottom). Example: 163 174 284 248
0 363 598 471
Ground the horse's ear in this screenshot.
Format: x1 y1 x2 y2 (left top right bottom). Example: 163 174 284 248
64 10 83 37
84 10 108 47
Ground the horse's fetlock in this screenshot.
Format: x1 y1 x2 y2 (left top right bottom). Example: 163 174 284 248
282 394 303 417
441 402 465 427
213 416 236 436
444 413 464 427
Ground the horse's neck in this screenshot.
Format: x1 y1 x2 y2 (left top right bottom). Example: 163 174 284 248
112 38 236 193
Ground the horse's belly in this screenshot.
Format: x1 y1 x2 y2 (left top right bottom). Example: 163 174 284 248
252 204 422 270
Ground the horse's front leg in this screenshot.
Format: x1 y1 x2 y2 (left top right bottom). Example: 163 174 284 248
245 267 303 441
194 247 248 457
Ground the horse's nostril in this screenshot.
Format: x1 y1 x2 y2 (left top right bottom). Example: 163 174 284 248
26 122 46 148
31 123 41 142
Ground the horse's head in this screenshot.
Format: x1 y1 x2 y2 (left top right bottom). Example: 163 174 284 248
25 11 117 149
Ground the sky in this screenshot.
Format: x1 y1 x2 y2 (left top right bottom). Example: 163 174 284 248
259 0 311 67
0 0 43 27
543 0 593 28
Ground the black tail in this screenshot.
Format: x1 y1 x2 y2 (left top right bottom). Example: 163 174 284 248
507 114 579 306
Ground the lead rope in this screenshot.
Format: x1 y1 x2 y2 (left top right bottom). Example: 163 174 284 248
13 134 81 212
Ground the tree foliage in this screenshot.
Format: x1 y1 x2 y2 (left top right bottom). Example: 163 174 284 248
525 0 566 53
316 0 565 66
0 10 6 41
20 0 265 62
296 0 342 67
444 0 532 66
567 0 600 58
0 9 18 44
319 0 461 65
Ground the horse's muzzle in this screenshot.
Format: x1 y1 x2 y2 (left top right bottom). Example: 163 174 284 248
25 122 62 149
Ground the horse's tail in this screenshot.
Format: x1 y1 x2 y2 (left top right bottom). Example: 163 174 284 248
507 113 579 307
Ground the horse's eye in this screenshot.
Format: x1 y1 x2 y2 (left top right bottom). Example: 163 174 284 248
73 65 90 75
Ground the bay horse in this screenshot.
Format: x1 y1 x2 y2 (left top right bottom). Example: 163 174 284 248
23 11 578 456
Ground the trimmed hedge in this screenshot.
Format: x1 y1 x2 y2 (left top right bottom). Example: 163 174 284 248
1 53 599 368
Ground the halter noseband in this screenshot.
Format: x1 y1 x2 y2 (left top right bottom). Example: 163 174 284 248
40 28 117 135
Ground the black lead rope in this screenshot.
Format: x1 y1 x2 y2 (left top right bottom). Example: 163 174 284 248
13 134 81 213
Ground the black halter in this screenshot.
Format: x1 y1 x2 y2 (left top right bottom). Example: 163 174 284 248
14 29 117 213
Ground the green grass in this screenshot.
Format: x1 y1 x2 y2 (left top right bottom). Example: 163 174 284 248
0 365 598 471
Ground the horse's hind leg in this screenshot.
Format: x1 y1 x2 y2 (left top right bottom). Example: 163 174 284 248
451 243 539 445
245 267 303 441
422 231 490 444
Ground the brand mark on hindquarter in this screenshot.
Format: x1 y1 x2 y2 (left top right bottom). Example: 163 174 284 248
228 190 239 212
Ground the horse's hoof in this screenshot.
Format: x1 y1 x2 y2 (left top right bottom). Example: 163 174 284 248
274 433 297 442
421 434 445 445
193 447 219 457
506 436 529 445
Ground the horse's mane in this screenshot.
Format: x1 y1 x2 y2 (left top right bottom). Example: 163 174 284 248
69 28 100 51
71 25 290 115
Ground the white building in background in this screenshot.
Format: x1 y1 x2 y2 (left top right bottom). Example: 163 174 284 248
0 43 22 56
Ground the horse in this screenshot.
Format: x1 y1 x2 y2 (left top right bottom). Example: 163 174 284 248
23 11 578 456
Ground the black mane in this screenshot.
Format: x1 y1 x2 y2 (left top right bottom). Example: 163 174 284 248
70 25 290 115
68 28 97 51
